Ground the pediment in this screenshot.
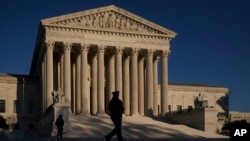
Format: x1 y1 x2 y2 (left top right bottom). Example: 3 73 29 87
41 5 176 37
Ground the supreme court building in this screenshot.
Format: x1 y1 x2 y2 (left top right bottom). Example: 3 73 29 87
32 4 176 116
0 5 229 132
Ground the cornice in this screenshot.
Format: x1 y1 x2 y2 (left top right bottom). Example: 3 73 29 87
168 84 229 94
0 74 39 84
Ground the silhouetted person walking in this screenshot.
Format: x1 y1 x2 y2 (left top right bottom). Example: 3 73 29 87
55 114 64 140
105 91 124 141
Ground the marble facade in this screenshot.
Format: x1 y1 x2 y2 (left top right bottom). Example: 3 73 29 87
30 5 177 116
0 5 229 132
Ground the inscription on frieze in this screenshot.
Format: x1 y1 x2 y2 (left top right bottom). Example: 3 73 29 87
85 34 135 42
135 38 168 46
46 27 168 46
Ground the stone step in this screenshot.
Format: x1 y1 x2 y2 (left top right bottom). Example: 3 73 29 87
3 114 229 141
60 114 229 140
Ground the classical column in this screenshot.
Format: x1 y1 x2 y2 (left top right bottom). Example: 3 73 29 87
97 45 106 115
115 46 123 100
41 55 46 111
106 54 115 114
80 44 89 114
63 42 71 106
72 63 76 113
91 53 98 115
45 41 54 108
60 53 64 91
76 54 81 114
57 63 61 90
130 48 139 116
123 55 130 115
153 57 159 115
146 49 153 115
108 55 115 102
138 56 145 115
161 50 169 115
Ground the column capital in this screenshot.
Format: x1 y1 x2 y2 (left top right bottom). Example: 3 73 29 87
97 45 106 54
80 44 89 52
161 50 170 57
147 49 154 56
63 42 72 51
131 48 139 56
45 40 54 50
115 46 123 54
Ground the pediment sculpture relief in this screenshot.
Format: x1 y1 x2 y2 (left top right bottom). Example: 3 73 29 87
52 11 163 35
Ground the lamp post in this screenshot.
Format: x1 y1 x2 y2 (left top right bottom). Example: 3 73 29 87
8 117 11 130
22 77 25 116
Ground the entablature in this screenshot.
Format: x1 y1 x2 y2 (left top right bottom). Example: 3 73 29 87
44 25 170 50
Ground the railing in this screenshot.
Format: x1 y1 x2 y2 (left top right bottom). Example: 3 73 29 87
165 107 205 117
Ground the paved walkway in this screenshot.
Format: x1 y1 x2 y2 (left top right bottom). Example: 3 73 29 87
1 115 229 141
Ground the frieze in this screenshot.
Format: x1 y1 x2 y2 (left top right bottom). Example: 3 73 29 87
46 26 168 46
135 38 168 46
46 27 84 39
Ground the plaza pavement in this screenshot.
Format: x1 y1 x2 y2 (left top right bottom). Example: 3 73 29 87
1 114 229 141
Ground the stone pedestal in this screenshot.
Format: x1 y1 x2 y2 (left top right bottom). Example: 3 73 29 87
52 104 71 135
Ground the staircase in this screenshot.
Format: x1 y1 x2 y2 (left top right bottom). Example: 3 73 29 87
55 114 229 140
3 114 229 141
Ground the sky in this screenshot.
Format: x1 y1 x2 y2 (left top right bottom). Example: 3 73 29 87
0 0 249 112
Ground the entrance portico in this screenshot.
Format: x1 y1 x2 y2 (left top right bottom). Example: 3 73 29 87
32 5 177 116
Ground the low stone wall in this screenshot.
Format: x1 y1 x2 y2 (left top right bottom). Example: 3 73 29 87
167 108 218 133
38 104 71 137
167 108 205 131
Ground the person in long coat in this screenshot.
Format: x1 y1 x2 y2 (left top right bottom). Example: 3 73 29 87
105 91 124 141
55 114 64 140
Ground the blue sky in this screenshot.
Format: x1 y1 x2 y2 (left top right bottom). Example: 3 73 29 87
0 0 249 112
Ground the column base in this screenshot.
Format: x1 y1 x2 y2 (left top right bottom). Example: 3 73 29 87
97 113 108 117
123 113 130 116
130 113 140 117
80 113 90 116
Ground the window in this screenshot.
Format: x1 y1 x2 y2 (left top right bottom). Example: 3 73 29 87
14 123 20 129
29 123 34 130
177 105 182 114
14 100 21 113
0 100 6 113
28 100 35 114
166 105 171 115
188 106 193 112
